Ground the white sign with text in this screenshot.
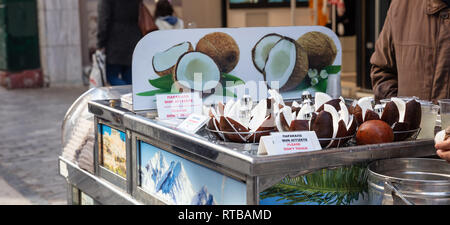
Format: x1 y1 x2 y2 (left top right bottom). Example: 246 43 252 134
177 114 209 134
259 132 322 156
156 93 203 120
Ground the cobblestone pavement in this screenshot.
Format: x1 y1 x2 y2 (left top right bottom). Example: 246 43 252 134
0 85 88 205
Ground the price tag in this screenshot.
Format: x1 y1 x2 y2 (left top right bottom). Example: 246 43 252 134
177 114 209 134
261 131 322 156
156 93 203 120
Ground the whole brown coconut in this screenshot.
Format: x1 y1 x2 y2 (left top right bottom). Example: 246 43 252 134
356 120 394 145
297 31 337 70
196 32 240 73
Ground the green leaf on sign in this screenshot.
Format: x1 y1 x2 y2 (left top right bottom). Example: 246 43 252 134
148 74 174 90
314 79 328 93
137 89 172 97
324 65 341 74
221 73 245 87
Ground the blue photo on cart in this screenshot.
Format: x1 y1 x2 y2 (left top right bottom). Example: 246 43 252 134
138 141 247 205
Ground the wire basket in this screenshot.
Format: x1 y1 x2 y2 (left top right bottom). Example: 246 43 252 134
393 127 421 142
205 127 277 144
317 135 357 149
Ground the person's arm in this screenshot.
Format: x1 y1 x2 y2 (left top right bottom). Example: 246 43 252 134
436 140 450 163
370 6 398 102
97 0 112 49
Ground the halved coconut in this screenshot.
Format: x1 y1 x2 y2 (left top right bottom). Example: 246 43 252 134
173 52 221 92
381 101 399 126
275 106 294 132
316 99 342 112
264 37 309 92
311 110 334 147
353 97 377 125
390 98 422 140
219 116 249 143
252 33 283 73
153 42 193 76
314 92 333 112
289 120 310 131
247 114 275 143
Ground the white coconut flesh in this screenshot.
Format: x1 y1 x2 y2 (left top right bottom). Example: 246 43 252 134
292 101 301 108
249 107 270 132
296 104 313 120
253 35 283 71
347 116 355 131
224 99 235 117
268 89 285 106
153 42 191 72
175 52 220 91
251 99 268 119
265 40 297 90
435 130 446 144
324 104 340 139
391 98 407 123
358 97 373 121
275 106 293 132
314 92 333 111
339 101 349 126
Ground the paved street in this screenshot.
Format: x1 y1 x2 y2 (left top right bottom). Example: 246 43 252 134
0 85 88 205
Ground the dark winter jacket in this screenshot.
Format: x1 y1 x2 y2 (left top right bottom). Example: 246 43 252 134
97 0 143 66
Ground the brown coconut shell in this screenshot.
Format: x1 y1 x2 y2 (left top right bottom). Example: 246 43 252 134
264 37 309 92
247 115 275 143
329 120 349 148
289 120 310 131
152 42 194 76
404 99 422 131
311 111 334 147
381 101 400 126
365 110 381 122
297 31 337 70
392 122 410 142
356 120 394 145
252 33 284 73
316 99 342 112
196 32 240 73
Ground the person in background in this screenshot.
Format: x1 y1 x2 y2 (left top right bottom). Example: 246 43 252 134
97 0 143 86
154 0 184 30
370 0 449 103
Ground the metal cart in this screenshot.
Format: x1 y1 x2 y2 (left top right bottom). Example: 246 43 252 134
59 86 437 205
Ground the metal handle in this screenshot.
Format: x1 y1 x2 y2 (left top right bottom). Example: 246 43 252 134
382 181 415 205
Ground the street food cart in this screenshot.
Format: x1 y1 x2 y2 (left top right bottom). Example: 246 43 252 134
59 26 442 205
59 86 438 205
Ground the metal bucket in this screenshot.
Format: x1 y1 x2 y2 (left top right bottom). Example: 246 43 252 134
367 158 450 205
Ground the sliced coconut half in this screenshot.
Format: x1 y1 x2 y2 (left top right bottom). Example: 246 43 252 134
324 104 340 140
338 101 349 126
174 52 221 92
153 42 193 76
268 89 285 106
223 99 235 117
265 38 309 92
391 97 406 122
275 106 294 132
249 104 270 131
251 99 268 119
252 34 283 73
314 92 333 111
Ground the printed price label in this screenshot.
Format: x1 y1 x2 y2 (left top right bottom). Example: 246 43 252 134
262 132 322 156
177 114 209 134
156 93 203 120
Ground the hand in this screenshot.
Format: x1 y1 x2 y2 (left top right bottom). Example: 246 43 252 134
435 139 450 162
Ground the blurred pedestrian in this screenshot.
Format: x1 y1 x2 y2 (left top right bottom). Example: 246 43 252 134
154 0 184 30
97 0 143 86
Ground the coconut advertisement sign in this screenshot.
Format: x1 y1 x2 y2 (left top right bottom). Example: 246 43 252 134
132 26 342 111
